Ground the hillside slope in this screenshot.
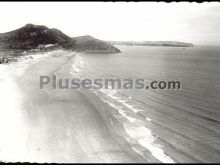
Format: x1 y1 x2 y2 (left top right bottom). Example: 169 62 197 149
0 24 70 50
63 35 121 53
0 24 121 53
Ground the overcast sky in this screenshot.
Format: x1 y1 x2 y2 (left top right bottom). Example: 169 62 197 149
0 2 220 45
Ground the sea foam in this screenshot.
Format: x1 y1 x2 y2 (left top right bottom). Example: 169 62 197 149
94 85 174 163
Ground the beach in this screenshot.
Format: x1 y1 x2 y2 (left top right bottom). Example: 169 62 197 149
68 45 220 163
1 46 220 163
0 50 147 163
1 2 220 163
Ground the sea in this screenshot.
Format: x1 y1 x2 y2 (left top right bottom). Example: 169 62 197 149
70 45 220 163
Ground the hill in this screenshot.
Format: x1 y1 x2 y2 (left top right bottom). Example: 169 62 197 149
0 24 70 50
62 35 121 53
0 24 120 53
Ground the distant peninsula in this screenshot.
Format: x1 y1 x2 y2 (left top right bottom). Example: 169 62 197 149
108 41 194 47
0 24 121 53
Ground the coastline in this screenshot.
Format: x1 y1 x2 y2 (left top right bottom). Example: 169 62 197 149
0 50 147 163
69 52 175 163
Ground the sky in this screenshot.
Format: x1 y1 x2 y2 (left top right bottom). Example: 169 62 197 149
0 2 220 45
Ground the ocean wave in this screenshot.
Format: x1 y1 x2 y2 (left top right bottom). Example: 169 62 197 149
70 53 84 77
124 124 175 163
99 86 144 113
92 86 174 163
71 55 174 163
99 97 137 123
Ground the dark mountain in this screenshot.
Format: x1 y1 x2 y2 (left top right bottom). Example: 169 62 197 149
0 24 70 50
0 24 121 53
63 35 121 53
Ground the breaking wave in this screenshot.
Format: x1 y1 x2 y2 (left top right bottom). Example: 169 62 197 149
69 53 175 163
92 85 175 163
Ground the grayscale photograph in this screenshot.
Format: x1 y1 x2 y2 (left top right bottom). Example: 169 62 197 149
0 1 220 163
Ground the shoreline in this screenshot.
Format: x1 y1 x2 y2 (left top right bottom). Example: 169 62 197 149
72 56 169 163
0 50 147 163
69 52 175 163
80 82 175 163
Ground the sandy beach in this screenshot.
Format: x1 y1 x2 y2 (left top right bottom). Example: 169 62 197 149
0 50 147 163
